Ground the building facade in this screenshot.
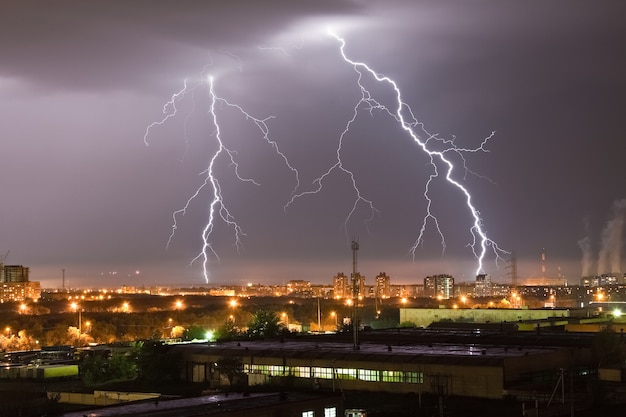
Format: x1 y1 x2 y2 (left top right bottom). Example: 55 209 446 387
333 273 349 299
0 263 41 302
374 272 390 299
475 274 492 297
424 274 454 299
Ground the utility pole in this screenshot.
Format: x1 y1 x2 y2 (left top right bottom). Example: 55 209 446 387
351 240 359 350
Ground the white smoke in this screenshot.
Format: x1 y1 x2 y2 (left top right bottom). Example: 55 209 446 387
577 234 592 278
596 198 626 276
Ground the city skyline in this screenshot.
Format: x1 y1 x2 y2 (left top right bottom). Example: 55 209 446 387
2 1 625 288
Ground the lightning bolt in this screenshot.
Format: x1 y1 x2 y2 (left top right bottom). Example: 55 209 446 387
288 31 506 275
144 71 299 283
146 30 506 281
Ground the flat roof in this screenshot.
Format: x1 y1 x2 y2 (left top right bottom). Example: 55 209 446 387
175 338 559 367
62 392 339 417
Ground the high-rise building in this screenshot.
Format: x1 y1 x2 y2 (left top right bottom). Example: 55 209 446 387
333 272 349 298
475 274 493 297
423 274 454 299
0 263 41 302
1 264 29 282
375 272 390 299
353 273 366 299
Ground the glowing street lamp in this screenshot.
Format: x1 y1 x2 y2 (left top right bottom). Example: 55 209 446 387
19 303 27 314
175 300 184 310
281 312 289 328
70 302 82 334
330 311 337 327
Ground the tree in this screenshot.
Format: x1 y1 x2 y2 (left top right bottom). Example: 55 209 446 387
215 356 243 387
81 354 108 387
215 318 239 341
247 309 282 338
107 353 137 381
137 341 182 384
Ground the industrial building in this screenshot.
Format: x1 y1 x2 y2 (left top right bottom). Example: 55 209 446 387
171 329 595 400
60 392 344 417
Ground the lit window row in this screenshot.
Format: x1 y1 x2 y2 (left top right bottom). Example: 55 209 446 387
301 407 338 417
244 364 423 384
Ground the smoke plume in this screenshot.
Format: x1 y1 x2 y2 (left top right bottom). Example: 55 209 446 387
577 234 592 278
596 198 626 275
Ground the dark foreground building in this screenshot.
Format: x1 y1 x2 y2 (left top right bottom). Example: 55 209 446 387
62 392 343 417
171 329 595 400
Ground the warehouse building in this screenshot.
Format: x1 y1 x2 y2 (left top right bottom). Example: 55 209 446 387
171 333 594 400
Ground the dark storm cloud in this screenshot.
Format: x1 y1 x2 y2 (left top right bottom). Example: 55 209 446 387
2 0 625 287
0 0 360 92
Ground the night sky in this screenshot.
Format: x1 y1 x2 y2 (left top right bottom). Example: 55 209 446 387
2 1 625 288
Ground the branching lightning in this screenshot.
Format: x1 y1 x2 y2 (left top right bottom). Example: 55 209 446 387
287 31 507 275
144 72 299 282
146 30 507 282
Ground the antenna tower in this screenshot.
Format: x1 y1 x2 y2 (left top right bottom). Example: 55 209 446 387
351 240 360 350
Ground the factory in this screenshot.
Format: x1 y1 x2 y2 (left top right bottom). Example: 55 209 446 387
171 328 596 400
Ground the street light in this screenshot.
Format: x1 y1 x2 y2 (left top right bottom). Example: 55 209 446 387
71 302 82 334
281 312 289 328
330 311 337 327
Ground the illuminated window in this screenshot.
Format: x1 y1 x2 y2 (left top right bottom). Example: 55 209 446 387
244 364 285 375
312 367 333 379
382 370 403 382
335 368 357 380
302 411 314 417
358 369 379 382
324 407 337 417
289 366 310 377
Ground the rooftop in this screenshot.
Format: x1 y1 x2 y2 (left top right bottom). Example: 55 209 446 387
62 392 338 417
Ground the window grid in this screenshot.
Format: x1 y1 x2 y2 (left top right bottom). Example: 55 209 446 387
324 407 337 417
358 369 379 382
291 366 311 378
312 367 333 379
243 364 423 384
334 368 357 380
